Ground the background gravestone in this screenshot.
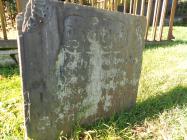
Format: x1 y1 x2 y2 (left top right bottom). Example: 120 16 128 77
17 1 146 139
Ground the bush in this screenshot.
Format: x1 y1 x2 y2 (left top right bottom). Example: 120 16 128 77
2 0 17 25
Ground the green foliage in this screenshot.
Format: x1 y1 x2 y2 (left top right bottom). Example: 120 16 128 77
2 0 17 23
3 0 16 12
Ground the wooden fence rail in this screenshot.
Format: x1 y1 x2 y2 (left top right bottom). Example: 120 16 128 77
0 0 178 42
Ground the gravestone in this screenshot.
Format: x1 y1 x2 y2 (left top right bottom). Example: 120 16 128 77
17 1 146 139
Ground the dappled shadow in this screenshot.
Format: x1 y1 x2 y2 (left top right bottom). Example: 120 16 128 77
86 85 187 131
0 65 19 77
145 40 187 50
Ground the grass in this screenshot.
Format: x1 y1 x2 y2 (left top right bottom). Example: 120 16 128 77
0 26 187 140
0 66 24 140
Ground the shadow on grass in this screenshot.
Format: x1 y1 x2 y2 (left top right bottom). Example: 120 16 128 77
87 85 187 132
0 65 19 77
116 85 187 127
145 40 187 50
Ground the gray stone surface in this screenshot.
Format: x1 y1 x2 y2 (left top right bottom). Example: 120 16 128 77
17 2 146 140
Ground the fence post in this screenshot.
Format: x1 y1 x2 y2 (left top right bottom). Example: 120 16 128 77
104 0 107 9
167 0 177 40
112 0 114 10
141 0 145 16
134 0 138 15
16 0 22 13
151 0 158 40
158 0 168 41
151 0 161 40
80 0 83 5
130 0 133 13
145 0 153 40
133 0 136 14
0 0 7 40
114 0 117 11
123 0 127 13
133 0 138 14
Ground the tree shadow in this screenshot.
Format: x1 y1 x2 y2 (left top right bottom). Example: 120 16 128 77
114 85 187 128
86 85 187 132
0 65 19 77
145 40 187 50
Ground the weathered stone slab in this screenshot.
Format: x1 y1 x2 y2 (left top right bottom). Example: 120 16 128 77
17 2 146 140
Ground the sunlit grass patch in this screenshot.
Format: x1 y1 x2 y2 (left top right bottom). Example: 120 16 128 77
0 66 24 140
